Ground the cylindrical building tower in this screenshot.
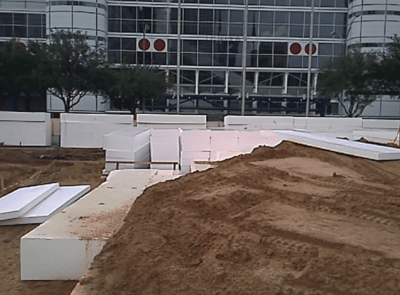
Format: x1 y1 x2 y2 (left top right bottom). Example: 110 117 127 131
46 0 107 48
45 0 109 112
347 0 400 52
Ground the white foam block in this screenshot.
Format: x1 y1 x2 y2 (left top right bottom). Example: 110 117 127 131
137 114 206 125
181 130 211 151
0 183 59 221
274 130 400 161
362 119 400 129
0 185 90 225
210 130 240 151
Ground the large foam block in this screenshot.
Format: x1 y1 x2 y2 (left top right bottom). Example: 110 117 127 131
210 151 242 161
362 119 400 130
274 130 400 161
0 183 59 221
20 170 158 280
210 130 240 151
0 112 51 146
181 151 210 166
61 113 133 148
150 129 180 162
0 185 90 225
181 130 212 151
293 118 362 132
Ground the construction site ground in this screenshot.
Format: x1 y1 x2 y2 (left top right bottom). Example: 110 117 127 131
3 142 400 294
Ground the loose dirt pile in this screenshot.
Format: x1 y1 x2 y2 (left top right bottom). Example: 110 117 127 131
0 147 105 295
80 141 400 295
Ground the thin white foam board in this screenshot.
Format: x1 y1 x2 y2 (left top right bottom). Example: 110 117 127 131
21 170 159 280
274 130 400 161
0 112 51 146
0 183 59 221
181 130 211 151
362 119 400 129
0 185 90 225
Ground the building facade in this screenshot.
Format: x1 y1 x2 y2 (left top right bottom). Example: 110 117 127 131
0 0 399 115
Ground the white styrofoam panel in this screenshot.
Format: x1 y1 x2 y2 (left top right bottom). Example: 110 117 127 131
210 130 240 151
21 170 158 280
362 119 400 129
61 114 133 148
0 112 51 146
106 149 134 160
150 141 179 162
21 238 106 280
274 130 400 161
61 113 133 124
0 111 49 122
103 127 150 151
137 114 206 125
0 183 59 221
0 185 90 225
181 130 212 151
191 163 212 173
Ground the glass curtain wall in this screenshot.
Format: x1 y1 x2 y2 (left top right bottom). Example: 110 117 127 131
107 0 347 96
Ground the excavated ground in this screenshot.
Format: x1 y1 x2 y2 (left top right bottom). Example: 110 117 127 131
78 141 400 295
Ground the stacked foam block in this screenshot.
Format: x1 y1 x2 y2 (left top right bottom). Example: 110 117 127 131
103 127 151 172
150 129 181 170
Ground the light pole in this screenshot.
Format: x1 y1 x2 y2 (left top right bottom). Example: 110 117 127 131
143 24 149 66
241 0 249 116
306 0 315 117
176 0 181 114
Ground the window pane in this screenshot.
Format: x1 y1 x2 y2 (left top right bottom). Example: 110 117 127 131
108 6 120 18
108 37 120 50
122 7 136 19
275 11 288 23
14 13 27 25
28 14 41 26
122 38 136 50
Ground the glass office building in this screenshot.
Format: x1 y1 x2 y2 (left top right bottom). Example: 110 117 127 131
0 0 399 114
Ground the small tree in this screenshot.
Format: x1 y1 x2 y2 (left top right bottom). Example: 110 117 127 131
104 66 169 118
375 35 400 97
317 50 379 117
38 30 103 112
0 39 41 110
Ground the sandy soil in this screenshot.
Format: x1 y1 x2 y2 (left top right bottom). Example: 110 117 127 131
79 141 400 295
0 147 105 295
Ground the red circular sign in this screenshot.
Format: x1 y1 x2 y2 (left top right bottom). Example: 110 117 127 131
289 43 301 55
138 38 150 51
305 43 317 55
154 39 166 52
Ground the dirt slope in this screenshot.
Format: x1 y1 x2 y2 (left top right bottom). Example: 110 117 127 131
80 141 400 295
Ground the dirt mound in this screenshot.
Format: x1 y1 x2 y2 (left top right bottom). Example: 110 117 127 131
81 142 400 295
